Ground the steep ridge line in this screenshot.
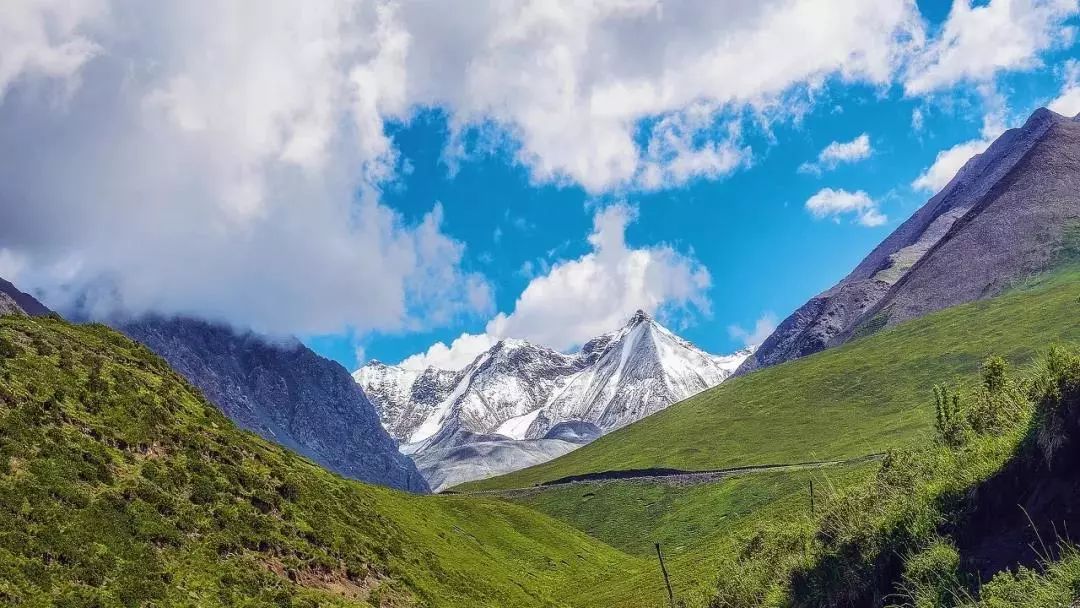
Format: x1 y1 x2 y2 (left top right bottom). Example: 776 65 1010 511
452 453 884 496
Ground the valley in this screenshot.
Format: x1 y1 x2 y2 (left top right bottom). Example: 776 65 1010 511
1 105 1078 608
460 267 1080 492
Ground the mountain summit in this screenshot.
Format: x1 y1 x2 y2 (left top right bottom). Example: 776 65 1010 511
739 108 1080 374
355 312 749 489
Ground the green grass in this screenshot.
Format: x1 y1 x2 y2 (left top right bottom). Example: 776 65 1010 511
461 268 1080 492
0 316 649 607
500 462 878 607
708 344 1080 607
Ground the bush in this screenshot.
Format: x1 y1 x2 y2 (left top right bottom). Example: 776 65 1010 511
1033 346 1080 467
934 384 970 448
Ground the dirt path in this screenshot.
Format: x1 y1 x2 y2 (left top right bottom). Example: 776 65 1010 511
451 453 884 497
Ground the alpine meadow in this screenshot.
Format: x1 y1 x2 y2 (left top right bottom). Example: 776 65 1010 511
2 2 1080 607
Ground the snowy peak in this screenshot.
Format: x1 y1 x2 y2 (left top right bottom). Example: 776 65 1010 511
626 309 650 327
355 311 750 450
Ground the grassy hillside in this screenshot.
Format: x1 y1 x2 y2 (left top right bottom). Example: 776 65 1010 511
462 268 1080 492
0 316 648 607
502 461 878 607
708 345 1080 607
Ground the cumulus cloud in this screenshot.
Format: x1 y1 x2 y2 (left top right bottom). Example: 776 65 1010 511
798 133 873 175
904 0 1079 95
0 2 490 336
911 109 1007 193
398 332 499 371
1049 59 1080 117
2 0 1076 340
728 313 779 348
805 188 887 227
396 203 712 370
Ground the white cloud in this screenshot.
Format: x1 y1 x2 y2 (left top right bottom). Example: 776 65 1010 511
398 332 498 371
728 312 778 348
1049 58 1080 117
904 0 1079 95
397 203 712 370
911 138 993 193
403 0 926 192
1 0 1076 341
911 108 1007 193
0 0 106 98
0 2 490 336
805 188 887 227
798 133 872 174
911 107 925 131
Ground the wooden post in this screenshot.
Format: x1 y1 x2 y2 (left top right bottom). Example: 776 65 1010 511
810 480 815 516
655 542 675 607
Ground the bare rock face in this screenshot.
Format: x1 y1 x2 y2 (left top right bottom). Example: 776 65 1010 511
119 316 430 493
739 108 1080 375
0 277 51 316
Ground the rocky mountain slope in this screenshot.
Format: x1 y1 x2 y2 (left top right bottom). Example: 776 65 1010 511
0 277 50 316
356 311 748 488
739 108 1080 375
119 316 429 493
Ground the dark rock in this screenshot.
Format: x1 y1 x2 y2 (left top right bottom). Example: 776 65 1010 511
118 316 429 493
542 421 602 443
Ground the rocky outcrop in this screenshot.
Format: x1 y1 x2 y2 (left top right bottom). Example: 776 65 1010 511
119 316 429 493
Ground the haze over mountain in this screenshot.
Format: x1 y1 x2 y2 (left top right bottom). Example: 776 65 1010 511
356 310 749 489
738 108 1080 375
119 316 429 493
0 277 50 317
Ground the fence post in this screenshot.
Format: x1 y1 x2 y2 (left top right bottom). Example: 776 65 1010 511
655 542 675 607
810 479 815 516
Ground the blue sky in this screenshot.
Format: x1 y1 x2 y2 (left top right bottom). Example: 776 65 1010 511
1 0 1078 373
309 1 1080 371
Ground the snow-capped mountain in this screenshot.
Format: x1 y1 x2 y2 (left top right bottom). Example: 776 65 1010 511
355 310 749 452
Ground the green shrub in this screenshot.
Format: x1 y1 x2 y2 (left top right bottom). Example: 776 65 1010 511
934 384 970 448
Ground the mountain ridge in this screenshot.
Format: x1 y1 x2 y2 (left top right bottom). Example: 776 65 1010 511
118 316 430 493
0 276 51 317
356 310 749 489
738 107 1080 375
358 310 748 447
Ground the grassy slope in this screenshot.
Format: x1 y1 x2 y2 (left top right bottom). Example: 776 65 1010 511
505 461 878 607
462 268 1080 492
0 317 647 607
708 345 1080 608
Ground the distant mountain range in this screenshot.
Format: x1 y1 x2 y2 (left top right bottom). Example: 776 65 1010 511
356 310 749 490
739 108 1080 375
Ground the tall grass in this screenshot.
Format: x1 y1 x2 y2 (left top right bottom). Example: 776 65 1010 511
710 345 1080 608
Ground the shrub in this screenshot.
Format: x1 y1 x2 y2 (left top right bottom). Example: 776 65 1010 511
934 384 970 448
1032 346 1080 467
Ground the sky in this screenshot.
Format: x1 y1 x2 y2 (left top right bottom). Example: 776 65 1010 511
0 0 1078 372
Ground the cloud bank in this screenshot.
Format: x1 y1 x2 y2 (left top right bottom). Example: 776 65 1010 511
0 0 1076 339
